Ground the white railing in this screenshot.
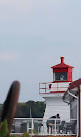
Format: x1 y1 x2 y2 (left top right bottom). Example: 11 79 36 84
11 118 77 136
39 82 69 94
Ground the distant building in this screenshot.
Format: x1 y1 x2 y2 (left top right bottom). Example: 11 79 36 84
63 78 81 137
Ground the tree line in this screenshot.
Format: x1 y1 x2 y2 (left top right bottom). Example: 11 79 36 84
15 100 46 118
0 101 46 118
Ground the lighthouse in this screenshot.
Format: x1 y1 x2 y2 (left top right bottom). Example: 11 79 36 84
39 57 74 133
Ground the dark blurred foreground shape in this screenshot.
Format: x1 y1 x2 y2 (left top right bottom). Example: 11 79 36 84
0 81 20 137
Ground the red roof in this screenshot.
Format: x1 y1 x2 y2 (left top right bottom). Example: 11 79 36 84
51 57 74 69
68 78 81 90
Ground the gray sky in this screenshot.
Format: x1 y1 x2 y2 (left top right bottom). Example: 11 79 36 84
0 0 81 103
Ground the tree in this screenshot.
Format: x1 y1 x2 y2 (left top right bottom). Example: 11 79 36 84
15 101 46 118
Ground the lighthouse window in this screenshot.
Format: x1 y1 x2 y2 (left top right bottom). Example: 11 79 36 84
55 72 68 81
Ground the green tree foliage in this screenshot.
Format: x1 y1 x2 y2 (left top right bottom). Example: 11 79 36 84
0 101 45 118
23 132 29 137
15 101 46 118
0 119 8 137
0 119 28 137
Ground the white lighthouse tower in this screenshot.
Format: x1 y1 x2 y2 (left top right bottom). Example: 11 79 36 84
39 57 74 133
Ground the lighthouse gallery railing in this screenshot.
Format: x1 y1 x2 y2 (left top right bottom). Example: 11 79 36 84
39 82 69 94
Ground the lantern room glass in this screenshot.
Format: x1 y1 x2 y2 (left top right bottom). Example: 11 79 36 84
55 72 68 81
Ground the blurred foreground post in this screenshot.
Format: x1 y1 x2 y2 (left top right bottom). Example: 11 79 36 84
0 81 20 137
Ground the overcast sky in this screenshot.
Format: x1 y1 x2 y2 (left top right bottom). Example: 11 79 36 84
0 0 81 103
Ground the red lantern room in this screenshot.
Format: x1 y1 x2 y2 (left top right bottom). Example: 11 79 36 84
51 57 74 83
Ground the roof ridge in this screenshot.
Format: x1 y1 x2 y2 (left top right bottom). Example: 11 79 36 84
51 62 74 68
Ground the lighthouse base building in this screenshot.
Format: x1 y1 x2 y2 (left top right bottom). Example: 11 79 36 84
42 91 70 122
40 82 70 134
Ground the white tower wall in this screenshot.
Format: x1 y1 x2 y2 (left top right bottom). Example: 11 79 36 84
43 95 70 121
